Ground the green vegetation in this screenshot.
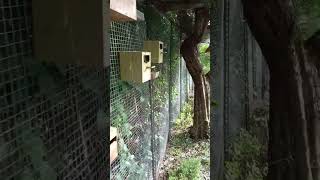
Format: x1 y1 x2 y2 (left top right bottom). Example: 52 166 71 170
225 129 267 180
163 101 210 179
225 107 269 180
296 0 320 40
112 104 149 179
174 102 193 131
168 158 201 180
198 43 210 74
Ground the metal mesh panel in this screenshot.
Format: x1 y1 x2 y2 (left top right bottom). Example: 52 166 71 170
150 19 172 179
0 1 191 179
0 0 108 180
109 21 152 180
110 7 191 180
179 60 188 110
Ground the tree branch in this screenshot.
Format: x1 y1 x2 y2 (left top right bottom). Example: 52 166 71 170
193 8 209 43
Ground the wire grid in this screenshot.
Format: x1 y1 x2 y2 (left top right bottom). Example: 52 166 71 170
179 60 188 111
0 1 190 179
149 23 172 178
170 57 181 122
109 21 153 180
145 9 186 179
0 0 108 179
110 7 191 179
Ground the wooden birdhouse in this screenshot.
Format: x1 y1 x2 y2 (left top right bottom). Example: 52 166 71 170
143 41 164 63
110 127 118 164
119 51 152 83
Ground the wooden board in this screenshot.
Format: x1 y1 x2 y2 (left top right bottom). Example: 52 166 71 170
110 127 117 141
32 0 110 67
110 126 118 164
110 141 118 164
110 0 136 21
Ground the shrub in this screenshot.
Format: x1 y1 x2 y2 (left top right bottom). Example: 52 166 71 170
175 102 193 130
169 158 201 180
225 129 268 180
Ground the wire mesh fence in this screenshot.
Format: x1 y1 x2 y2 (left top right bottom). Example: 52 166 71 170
109 6 191 180
0 1 191 179
0 0 109 180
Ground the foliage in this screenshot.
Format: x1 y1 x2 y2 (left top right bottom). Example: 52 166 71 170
111 5 186 180
171 131 194 149
295 0 320 40
248 107 269 146
198 43 210 74
144 7 180 60
112 104 132 139
144 5 182 107
144 6 184 135
225 129 267 180
162 101 210 179
153 75 169 108
168 158 202 180
175 102 193 131
170 102 194 149
225 107 269 180
112 104 147 179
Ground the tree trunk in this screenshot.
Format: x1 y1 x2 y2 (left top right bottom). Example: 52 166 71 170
177 7 210 139
181 35 209 139
267 41 313 180
242 0 320 179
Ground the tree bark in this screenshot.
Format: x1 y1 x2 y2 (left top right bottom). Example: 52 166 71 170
242 0 320 179
179 8 210 139
181 36 209 139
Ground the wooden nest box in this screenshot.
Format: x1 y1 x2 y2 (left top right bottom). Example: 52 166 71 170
119 51 152 83
143 41 164 63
